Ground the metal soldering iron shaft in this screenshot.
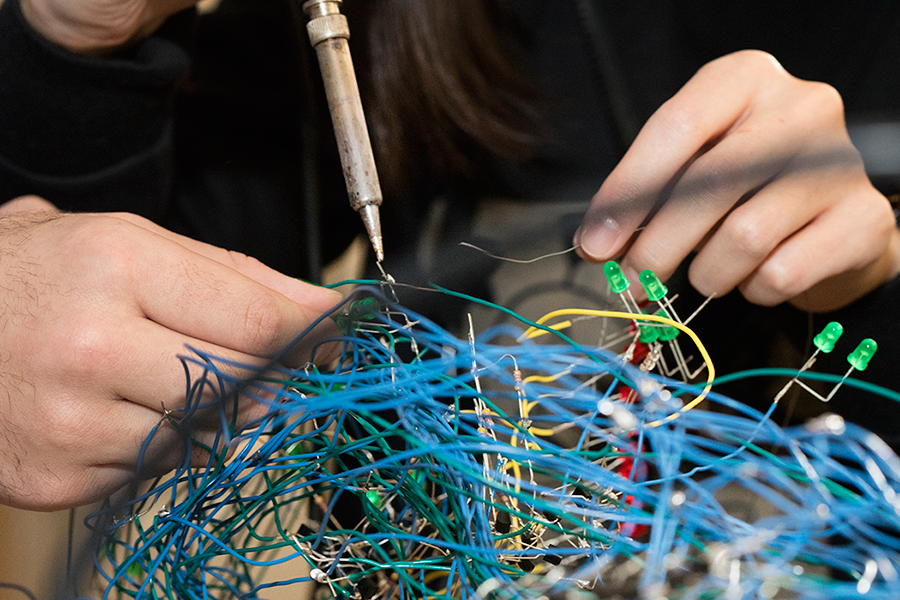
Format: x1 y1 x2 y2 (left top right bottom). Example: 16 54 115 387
303 0 384 262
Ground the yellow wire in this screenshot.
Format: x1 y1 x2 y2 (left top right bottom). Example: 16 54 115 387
466 308 712 555
522 371 571 384
522 308 714 427
516 396 555 437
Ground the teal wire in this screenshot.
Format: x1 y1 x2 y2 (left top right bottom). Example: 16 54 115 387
710 368 900 404
324 279 383 289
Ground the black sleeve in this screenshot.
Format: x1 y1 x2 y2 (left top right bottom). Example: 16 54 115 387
0 0 191 220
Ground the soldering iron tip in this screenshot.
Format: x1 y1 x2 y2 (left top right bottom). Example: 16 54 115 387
372 237 385 263
359 204 384 262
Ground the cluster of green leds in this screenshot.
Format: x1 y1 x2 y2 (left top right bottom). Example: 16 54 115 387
602 261 668 301
603 260 878 372
813 321 877 371
603 261 675 345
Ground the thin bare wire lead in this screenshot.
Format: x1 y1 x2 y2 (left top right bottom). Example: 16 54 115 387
459 242 580 264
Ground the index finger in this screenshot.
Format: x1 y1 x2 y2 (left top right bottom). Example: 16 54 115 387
110 212 340 313
575 52 783 262
103 221 342 363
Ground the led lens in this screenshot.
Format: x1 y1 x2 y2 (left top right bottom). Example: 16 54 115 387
638 322 659 343
640 269 668 302
847 338 877 371
813 321 843 354
657 323 679 342
604 261 631 294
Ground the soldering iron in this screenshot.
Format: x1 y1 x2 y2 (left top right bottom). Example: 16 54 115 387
302 0 385 263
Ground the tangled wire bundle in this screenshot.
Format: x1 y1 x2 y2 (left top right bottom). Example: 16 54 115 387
88 287 900 600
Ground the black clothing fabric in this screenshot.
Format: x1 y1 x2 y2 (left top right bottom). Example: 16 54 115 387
498 0 900 201
0 0 188 221
2 0 899 261
0 0 357 277
167 0 357 278
1 0 900 443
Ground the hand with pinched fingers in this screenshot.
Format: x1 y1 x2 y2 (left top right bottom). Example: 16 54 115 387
0 196 341 510
576 50 900 313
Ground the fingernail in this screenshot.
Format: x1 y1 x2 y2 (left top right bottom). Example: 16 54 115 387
577 216 621 259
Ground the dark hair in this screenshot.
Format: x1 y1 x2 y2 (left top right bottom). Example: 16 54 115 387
346 0 541 198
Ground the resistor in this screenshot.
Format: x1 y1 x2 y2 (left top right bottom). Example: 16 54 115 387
640 343 661 372
622 341 636 363
513 368 525 400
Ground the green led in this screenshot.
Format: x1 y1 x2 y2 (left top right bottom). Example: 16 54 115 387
603 261 631 294
639 269 668 302
638 322 659 343
126 561 144 579
350 297 379 321
658 327 679 342
654 310 679 341
847 338 877 371
658 324 679 342
286 440 307 456
365 489 386 509
813 321 843 354
411 469 425 487
334 297 381 334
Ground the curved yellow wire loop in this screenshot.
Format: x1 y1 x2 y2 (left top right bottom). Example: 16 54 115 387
522 308 714 427
465 307 712 526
